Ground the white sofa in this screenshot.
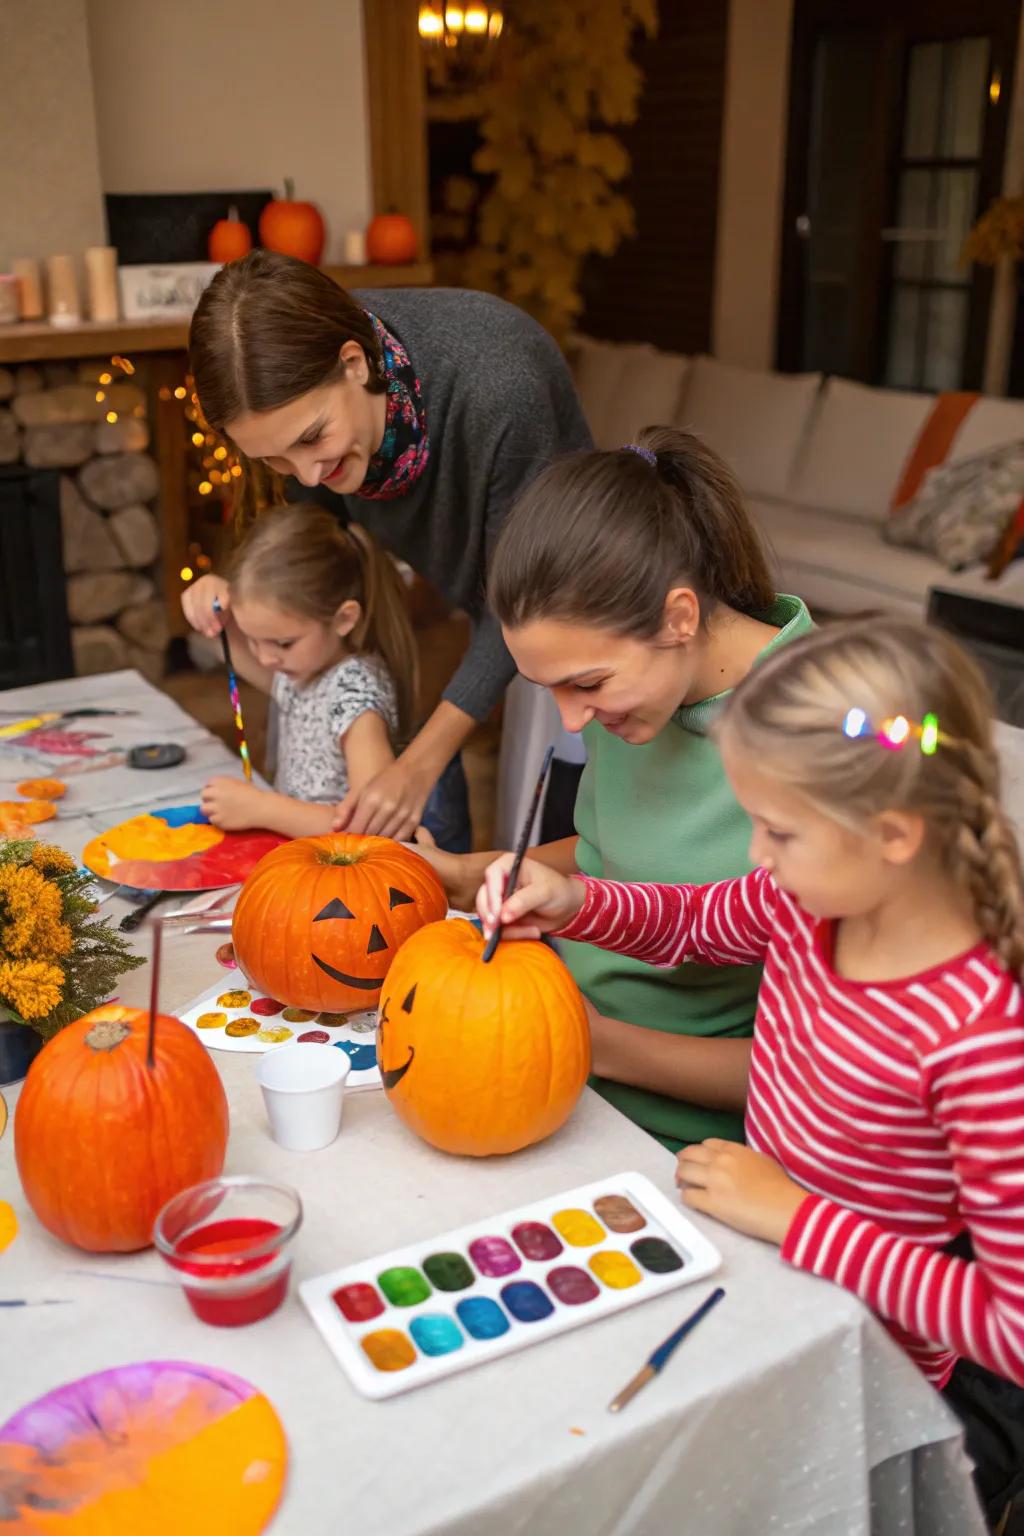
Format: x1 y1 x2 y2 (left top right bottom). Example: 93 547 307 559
568 340 1024 618
496 344 1024 847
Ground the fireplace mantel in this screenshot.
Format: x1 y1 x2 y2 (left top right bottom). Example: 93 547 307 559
0 263 434 365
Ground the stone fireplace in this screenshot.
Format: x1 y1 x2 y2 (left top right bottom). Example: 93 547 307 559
0 361 167 682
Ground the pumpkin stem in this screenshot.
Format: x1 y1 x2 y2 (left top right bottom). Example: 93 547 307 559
85 1019 131 1052
317 850 362 867
283 177 294 201
228 204 239 221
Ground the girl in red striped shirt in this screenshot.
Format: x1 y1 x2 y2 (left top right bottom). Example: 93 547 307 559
478 616 1024 1530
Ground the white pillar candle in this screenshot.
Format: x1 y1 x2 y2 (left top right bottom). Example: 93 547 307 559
11 258 43 319
344 229 367 266
46 254 81 327
84 246 119 322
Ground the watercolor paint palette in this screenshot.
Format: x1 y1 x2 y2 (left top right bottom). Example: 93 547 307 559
300 1171 721 1399
177 976 381 1088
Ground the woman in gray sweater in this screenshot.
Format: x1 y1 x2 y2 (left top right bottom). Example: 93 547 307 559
188 250 591 851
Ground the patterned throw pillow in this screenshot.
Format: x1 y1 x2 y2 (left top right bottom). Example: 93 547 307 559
884 441 1024 570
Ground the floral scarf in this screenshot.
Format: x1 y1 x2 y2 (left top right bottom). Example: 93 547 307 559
356 312 430 501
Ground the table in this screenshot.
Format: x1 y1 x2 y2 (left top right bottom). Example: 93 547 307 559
0 675 988 1535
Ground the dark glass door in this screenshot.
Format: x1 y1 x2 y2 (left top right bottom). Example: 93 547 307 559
778 0 1020 389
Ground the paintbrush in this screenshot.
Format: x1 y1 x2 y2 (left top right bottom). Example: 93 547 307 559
481 745 554 964
212 596 252 781
607 1286 725 1413
0 1298 72 1307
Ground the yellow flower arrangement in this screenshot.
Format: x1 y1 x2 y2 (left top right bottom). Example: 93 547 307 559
962 196 1024 267
0 836 143 1039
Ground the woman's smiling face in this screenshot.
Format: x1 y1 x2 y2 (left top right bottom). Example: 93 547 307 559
504 613 701 745
226 341 387 496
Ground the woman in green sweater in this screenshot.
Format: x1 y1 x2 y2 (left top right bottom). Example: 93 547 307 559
428 426 812 1150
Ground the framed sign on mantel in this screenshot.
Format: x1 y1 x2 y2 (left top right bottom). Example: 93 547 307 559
118 262 222 321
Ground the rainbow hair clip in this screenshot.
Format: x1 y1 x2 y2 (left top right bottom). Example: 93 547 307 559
842 708 943 755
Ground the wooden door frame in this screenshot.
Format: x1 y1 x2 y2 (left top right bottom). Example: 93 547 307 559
361 0 431 258
777 0 1021 384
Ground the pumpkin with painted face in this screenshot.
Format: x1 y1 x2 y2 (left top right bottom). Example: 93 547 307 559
232 834 447 1012
377 918 591 1156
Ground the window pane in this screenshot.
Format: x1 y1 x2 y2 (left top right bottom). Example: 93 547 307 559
939 38 989 159
923 289 969 391
886 287 922 388
892 168 977 282
903 42 943 159
902 37 989 160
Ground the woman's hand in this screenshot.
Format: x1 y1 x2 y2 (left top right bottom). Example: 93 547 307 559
475 855 585 940
200 776 268 832
332 757 436 842
182 574 231 639
675 1140 808 1246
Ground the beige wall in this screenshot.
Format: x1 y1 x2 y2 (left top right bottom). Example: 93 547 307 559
86 0 371 264
0 0 106 270
711 0 794 370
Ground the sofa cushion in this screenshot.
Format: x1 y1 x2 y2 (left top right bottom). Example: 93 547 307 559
677 355 821 500
570 336 689 450
884 443 1024 570
949 396 1024 460
750 496 1024 616
788 378 933 523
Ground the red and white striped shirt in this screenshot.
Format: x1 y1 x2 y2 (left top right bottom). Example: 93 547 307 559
559 867 1024 1388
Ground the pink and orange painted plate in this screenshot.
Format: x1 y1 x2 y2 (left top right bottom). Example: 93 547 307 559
0 1361 287 1534
82 805 285 892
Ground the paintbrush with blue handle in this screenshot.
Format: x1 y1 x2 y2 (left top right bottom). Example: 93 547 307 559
607 1286 726 1412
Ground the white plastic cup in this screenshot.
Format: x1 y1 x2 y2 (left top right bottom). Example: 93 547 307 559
254 1045 351 1152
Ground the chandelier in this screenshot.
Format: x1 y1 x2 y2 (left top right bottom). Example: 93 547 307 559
418 5 504 93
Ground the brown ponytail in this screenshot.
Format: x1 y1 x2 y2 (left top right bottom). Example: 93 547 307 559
343 522 419 745
189 250 386 529
489 425 777 636
227 503 417 742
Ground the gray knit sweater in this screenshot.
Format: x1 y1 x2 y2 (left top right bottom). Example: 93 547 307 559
341 288 592 721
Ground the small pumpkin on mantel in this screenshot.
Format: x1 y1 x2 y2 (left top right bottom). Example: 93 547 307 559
208 205 253 264
14 1004 228 1253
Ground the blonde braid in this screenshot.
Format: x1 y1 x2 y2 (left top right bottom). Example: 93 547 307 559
949 747 1024 979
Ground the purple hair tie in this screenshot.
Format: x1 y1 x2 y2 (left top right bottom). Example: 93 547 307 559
622 443 657 467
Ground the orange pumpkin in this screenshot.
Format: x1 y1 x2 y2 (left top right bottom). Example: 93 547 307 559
377 919 591 1156
208 205 253 263
366 212 418 265
14 1004 228 1252
232 834 447 1013
258 178 326 265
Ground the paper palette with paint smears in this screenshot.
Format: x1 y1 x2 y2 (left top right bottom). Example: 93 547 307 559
0 1360 287 1534
82 805 285 891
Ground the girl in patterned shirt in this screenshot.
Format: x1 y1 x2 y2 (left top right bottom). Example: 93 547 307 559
478 617 1024 1530
182 503 417 838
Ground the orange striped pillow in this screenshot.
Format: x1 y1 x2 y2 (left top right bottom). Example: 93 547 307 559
890 391 980 512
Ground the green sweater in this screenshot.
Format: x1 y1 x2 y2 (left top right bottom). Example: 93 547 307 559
561 595 813 1151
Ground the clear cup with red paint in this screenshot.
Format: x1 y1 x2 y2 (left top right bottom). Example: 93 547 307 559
153 1176 302 1327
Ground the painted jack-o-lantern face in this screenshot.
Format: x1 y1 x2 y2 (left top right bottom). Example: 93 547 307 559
377 918 591 1157
232 834 447 1013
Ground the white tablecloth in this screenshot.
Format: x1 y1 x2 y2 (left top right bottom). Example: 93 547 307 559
0 672 988 1535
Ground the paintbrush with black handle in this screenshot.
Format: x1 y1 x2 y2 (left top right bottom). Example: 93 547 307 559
481 746 555 964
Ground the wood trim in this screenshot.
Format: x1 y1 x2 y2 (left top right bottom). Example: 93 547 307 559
362 0 430 256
